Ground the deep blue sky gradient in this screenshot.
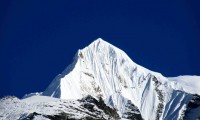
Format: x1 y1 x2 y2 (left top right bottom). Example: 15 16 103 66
0 0 200 98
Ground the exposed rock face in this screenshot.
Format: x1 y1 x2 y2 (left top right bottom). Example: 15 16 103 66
181 94 200 120
79 95 119 119
122 100 143 120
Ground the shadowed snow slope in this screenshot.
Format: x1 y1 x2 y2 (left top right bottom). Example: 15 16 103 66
42 38 200 120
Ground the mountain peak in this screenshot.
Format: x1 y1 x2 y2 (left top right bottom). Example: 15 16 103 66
94 38 109 44
42 38 200 120
43 38 164 100
95 38 104 42
86 38 114 50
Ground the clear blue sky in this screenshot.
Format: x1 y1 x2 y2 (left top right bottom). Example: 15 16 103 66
0 0 200 98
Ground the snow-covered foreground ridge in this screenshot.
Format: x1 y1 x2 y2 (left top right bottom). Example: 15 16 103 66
0 95 119 119
1 38 200 120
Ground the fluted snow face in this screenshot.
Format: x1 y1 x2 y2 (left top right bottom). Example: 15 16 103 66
43 38 200 120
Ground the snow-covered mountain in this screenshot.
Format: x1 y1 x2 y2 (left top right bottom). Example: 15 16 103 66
1 38 200 120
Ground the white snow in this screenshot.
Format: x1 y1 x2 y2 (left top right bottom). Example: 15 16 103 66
42 38 200 119
168 76 200 95
1 38 200 120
